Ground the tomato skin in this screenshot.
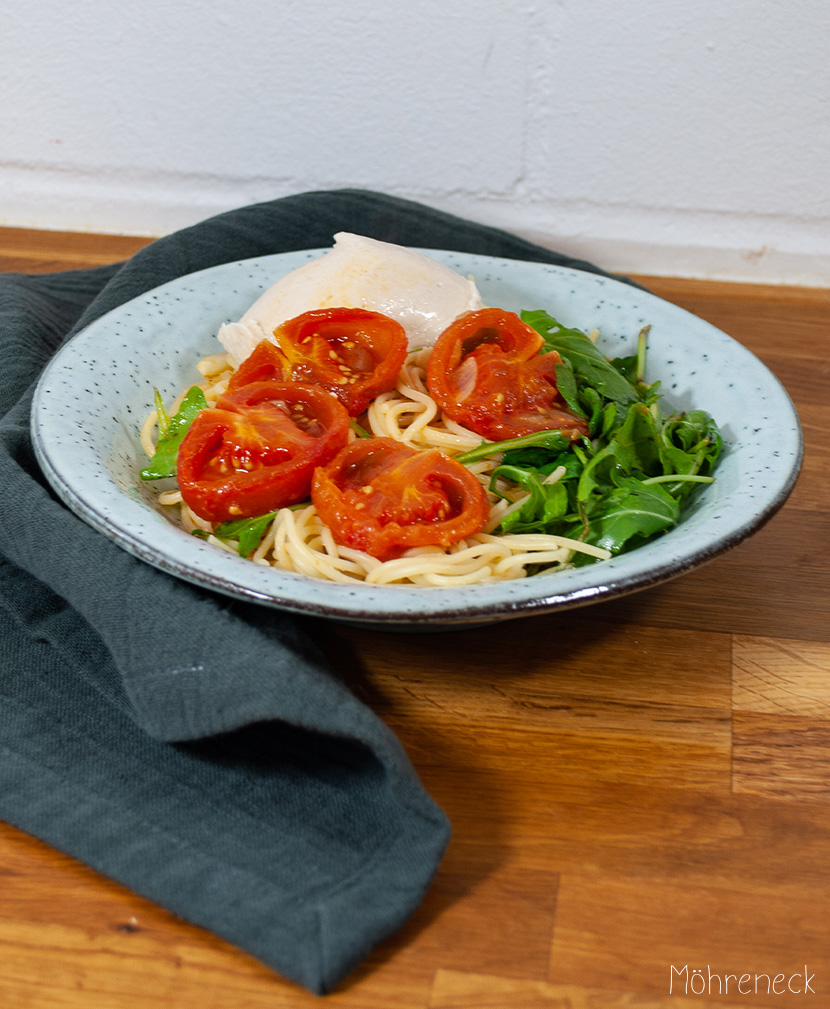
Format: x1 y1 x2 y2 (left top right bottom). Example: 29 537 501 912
226 339 289 390
228 308 408 417
426 307 589 441
311 437 490 561
177 381 350 523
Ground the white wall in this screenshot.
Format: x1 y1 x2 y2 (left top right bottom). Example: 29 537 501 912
2 0 828 284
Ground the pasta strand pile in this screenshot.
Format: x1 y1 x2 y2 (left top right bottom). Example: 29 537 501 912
144 347 611 585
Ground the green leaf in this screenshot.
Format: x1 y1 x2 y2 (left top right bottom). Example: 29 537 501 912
577 402 664 505
553 359 585 417
455 428 572 466
500 446 581 478
663 410 722 469
610 353 639 383
457 314 724 563
140 386 208 481
584 476 680 553
521 309 640 405
599 401 619 439
492 466 570 534
350 419 373 438
212 511 278 557
655 409 723 502
153 387 171 437
610 326 658 403
578 386 604 436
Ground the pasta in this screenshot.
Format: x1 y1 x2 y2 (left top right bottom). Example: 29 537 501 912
142 346 612 586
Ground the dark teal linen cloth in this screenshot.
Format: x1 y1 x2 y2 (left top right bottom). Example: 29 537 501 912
0 190 626 994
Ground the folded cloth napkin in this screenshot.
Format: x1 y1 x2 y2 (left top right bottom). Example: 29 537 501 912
0 189 627 994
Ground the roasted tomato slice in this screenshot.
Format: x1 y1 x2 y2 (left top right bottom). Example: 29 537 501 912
226 338 288 389
311 437 490 560
227 307 408 417
177 381 350 522
426 307 589 441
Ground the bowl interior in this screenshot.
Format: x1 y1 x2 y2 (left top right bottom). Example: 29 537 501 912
31 250 803 627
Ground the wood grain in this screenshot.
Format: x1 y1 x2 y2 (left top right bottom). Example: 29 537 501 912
1 228 828 1008
0 226 152 273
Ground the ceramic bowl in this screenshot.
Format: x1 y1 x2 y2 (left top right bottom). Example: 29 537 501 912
32 250 802 628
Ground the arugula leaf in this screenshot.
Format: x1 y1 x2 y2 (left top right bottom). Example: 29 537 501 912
491 466 570 534
578 385 604 436
456 429 573 466
500 446 581 477
553 359 585 417
450 311 724 566
655 409 722 502
577 403 664 506
521 309 640 405
583 476 680 553
663 410 722 468
211 512 278 557
610 353 639 384
173 305 722 574
350 419 373 438
153 387 171 437
598 400 620 439
140 386 208 480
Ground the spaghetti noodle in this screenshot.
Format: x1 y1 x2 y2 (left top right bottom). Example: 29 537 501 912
142 346 612 586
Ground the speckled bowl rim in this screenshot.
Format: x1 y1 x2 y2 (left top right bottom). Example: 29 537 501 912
32 249 803 628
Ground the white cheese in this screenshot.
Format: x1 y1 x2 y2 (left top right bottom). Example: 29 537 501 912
218 232 483 365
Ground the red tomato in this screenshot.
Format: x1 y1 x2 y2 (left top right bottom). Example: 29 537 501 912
226 339 288 390
311 437 491 560
426 308 588 441
178 381 350 522
227 308 408 417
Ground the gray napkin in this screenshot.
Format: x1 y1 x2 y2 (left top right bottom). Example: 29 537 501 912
0 189 624 993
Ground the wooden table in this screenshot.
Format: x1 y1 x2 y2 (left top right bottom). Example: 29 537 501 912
2 228 829 1008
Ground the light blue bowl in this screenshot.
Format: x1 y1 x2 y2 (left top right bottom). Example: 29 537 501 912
32 250 802 628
